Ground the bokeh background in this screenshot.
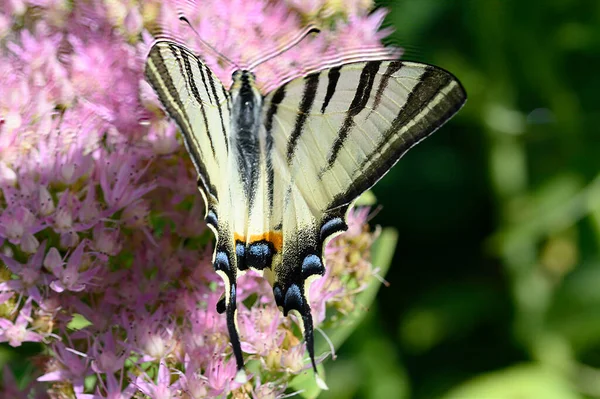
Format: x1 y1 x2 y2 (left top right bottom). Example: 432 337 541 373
322 1 600 398
1 0 598 398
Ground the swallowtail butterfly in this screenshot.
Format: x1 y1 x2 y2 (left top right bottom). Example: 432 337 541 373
145 26 466 385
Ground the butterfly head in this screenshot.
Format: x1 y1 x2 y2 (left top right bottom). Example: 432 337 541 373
231 70 257 90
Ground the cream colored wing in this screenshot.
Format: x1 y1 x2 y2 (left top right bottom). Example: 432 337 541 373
260 60 466 372
145 41 248 371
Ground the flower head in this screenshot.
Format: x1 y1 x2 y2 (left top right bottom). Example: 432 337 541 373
0 298 44 347
0 0 393 396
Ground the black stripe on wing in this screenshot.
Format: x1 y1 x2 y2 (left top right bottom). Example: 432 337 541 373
204 63 230 153
286 74 320 163
320 66 341 113
265 86 286 212
175 44 217 156
370 61 403 114
326 61 381 169
328 63 466 211
144 42 227 205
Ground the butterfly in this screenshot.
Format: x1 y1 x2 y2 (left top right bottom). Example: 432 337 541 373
144 32 466 384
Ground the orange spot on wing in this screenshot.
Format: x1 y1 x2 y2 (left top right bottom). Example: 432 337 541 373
233 231 283 253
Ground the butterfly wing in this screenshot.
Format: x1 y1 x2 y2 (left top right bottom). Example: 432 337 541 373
145 41 231 218
261 60 466 370
145 42 249 370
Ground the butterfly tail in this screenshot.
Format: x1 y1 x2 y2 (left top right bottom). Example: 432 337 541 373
301 305 329 390
296 300 327 390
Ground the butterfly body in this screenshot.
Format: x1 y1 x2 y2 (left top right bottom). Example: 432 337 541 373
145 40 466 378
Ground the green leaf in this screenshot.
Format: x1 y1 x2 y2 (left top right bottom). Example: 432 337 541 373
440 363 583 399
67 313 92 331
289 363 327 399
321 227 398 351
354 190 377 207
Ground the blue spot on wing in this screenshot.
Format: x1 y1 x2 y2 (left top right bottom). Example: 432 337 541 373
320 217 347 241
214 251 230 272
273 284 284 307
236 242 247 270
302 254 324 278
283 284 304 316
246 241 274 270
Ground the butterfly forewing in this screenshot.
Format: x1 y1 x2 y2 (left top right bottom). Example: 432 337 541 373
145 42 232 213
264 60 466 220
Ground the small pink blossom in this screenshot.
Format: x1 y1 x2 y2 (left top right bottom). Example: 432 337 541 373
0 205 37 245
99 153 156 211
135 361 177 399
238 305 283 357
38 340 90 388
92 225 122 256
204 355 239 396
0 240 46 302
38 185 55 216
90 331 130 375
48 240 100 293
0 298 43 346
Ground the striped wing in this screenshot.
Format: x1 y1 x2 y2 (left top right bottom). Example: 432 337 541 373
145 42 253 370
261 61 466 365
268 61 466 222
145 41 231 225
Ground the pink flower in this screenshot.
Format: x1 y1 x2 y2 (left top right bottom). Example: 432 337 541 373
238 304 283 357
0 0 393 396
38 340 90 391
127 307 177 362
48 240 100 293
68 25 147 136
94 371 137 399
177 367 209 398
0 240 46 302
156 0 393 92
204 355 239 396
92 225 122 256
90 331 130 375
98 153 156 211
135 361 177 399
0 205 38 245
7 26 74 107
0 298 43 346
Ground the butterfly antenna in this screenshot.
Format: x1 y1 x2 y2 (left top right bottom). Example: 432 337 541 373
178 15 240 70
246 24 321 71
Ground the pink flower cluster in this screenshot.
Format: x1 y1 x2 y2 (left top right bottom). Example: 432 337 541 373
0 0 391 397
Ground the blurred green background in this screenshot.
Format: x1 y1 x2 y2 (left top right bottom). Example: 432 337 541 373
321 0 600 398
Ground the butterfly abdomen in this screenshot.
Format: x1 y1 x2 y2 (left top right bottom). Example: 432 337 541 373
231 71 264 203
